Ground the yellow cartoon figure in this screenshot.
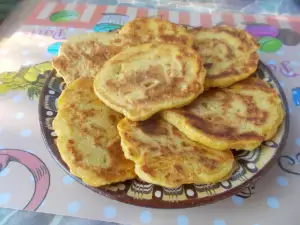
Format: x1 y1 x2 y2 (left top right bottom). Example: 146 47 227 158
0 62 52 100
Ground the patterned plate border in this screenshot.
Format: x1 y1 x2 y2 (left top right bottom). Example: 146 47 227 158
39 61 289 208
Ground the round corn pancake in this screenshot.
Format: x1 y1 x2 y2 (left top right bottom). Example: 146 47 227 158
119 17 193 47
52 78 135 187
190 25 260 89
117 116 235 188
94 43 206 121
162 77 284 151
52 32 126 85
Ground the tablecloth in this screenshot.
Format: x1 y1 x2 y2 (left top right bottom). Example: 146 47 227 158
0 1 300 225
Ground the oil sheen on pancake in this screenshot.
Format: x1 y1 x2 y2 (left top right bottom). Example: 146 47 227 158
119 17 193 47
52 32 126 85
52 78 135 187
162 77 284 151
117 116 235 188
190 25 260 89
94 43 206 121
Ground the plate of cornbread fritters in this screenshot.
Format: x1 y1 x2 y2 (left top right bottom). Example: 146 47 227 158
39 17 289 208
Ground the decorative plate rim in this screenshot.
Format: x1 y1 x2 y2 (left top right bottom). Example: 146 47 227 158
39 61 290 209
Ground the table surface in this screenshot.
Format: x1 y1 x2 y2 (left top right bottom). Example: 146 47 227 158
0 1 300 225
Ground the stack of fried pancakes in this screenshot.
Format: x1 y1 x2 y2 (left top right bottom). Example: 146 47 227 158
52 17 284 188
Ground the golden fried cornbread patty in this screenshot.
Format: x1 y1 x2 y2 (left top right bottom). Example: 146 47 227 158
118 116 235 188
162 77 284 151
94 42 206 121
119 17 193 47
52 32 126 85
190 25 260 89
53 78 135 187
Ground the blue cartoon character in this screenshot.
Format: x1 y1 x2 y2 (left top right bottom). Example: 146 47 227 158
47 42 63 56
93 13 129 32
292 87 300 106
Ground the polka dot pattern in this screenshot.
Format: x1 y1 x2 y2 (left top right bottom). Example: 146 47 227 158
232 195 244 206
290 61 299 66
277 176 288 187
268 59 276 65
103 206 117 219
29 174 34 182
140 211 152 224
0 168 10 177
214 219 226 225
276 51 284 56
63 175 74 184
279 81 284 87
15 112 24 119
20 129 31 137
13 95 22 103
267 197 279 208
0 193 11 205
296 138 300 147
68 201 81 214
177 215 189 225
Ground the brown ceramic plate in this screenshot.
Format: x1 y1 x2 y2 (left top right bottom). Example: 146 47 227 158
39 61 289 208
